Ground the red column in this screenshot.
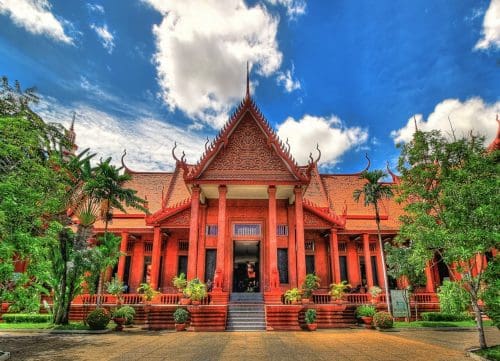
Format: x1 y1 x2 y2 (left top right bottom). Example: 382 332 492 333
294 187 306 287
287 205 297 288
363 233 374 288
475 253 484 275
130 239 144 290
346 240 360 286
196 204 207 281
150 226 161 289
214 185 227 290
116 231 129 281
425 261 435 292
268 186 279 290
330 228 341 283
187 186 200 280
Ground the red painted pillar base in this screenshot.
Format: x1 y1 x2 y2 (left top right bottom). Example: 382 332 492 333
264 290 282 304
210 290 229 305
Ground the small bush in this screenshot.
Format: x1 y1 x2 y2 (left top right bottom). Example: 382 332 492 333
355 304 376 318
304 309 317 324
173 308 189 324
86 308 111 330
112 306 135 323
437 280 469 314
1 313 51 323
373 311 393 329
420 312 472 322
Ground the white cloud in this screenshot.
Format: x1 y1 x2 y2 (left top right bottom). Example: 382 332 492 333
144 0 283 129
90 23 115 54
34 97 206 172
391 97 500 144
475 0 500 50
86 3 104 13
276 114 368 166
0 0 73 43
266 0 306 20
276 68 301 92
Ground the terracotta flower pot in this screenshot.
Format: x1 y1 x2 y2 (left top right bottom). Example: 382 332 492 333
306 323 317 331
360 316 373 329
113 317 126 331
301 298 310 305
180 298 191 305
191 300 201 306
175 323 186 331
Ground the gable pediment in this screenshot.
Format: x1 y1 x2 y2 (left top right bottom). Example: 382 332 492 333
198 111 298 182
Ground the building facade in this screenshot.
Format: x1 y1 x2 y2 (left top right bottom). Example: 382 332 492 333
94 90 449 304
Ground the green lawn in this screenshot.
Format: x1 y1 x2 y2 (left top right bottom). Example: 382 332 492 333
394 320 493 328
474 345 500 361
0 321 116 330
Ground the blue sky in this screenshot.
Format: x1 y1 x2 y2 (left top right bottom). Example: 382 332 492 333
1 0 499 173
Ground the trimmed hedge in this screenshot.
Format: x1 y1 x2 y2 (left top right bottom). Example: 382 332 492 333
1 313 52 323
421 312 472 322
86 308 110 330
373 311 393 329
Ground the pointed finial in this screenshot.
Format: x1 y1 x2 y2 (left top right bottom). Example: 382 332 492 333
70 111 76 131
246 61 250 98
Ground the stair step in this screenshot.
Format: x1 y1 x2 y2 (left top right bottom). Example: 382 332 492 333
226 296 265 331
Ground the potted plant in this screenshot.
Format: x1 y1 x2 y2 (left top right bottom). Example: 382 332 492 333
173 273 190 305
368 286 382 304
137 283 160 305
173 307 189 331
184 278 207 305
301 274 320 304
112 306 135 331
304 308 317 331
284 288 302 305
329 281 350 303
106 277 125 305
355 304 376 329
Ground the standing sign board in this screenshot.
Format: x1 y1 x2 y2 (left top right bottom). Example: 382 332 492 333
390 289 409 318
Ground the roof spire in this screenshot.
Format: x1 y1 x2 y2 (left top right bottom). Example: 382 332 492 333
70 111 76 131
246 61 250 98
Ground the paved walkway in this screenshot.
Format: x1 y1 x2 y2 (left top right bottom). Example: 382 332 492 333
0 328 499 361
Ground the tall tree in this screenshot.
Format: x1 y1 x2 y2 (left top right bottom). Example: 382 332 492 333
353 169 394 314
396 129 499 349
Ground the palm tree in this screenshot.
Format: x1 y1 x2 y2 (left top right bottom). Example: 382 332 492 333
86 158 147 305
353 169 394 314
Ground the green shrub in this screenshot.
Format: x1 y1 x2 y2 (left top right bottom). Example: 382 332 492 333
420 312 472 322
373 311 393 329
284 288 302 303
301 274 320 299
355 304 376 318
184 278 207 302
112 306 135 322
1 313 51 323
304 309 317 324
173 308 189 324
86 308 111 330
437 280 469 314
481 256 500 329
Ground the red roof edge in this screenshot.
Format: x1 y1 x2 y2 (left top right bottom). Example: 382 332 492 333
303 198 346 228
145 197 191 226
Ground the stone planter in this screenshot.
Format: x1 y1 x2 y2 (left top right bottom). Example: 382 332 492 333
113 317 126 331
175 323 186 331
329 300 347 312
306 323 317 331
360 316 373 329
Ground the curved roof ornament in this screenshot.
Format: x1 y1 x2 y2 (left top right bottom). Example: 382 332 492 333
204 137 210 152
386 161 400 183
315 143 321 163
181 151 186 163
120 149 133 173
246 61 250 99
362 153 371 172
172 141 180 163
285 138 291 153
308 152 314 164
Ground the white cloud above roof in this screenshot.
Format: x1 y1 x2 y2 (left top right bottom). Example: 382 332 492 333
90 23 115 54
475 0 500 50
265 0 306 20
391 97 500 144
277 114 368 166
144 0 285 129
0 0 73 44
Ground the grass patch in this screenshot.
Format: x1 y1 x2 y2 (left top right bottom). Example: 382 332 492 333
0 321 116 330
474 345 500 361
394 320 493 328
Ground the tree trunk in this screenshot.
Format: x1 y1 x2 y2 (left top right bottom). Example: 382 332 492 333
96 271 104 307
471 293 487 349
375 204 392 315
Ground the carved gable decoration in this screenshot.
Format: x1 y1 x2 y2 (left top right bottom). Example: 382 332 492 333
163 208 190 227
303 209 332 229
198 112 298 182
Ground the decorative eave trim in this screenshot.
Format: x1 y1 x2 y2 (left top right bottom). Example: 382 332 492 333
145 197 191 226
303 198 346 228
179 95 313 183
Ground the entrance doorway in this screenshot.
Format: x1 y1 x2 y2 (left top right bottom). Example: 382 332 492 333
233 241 260 292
